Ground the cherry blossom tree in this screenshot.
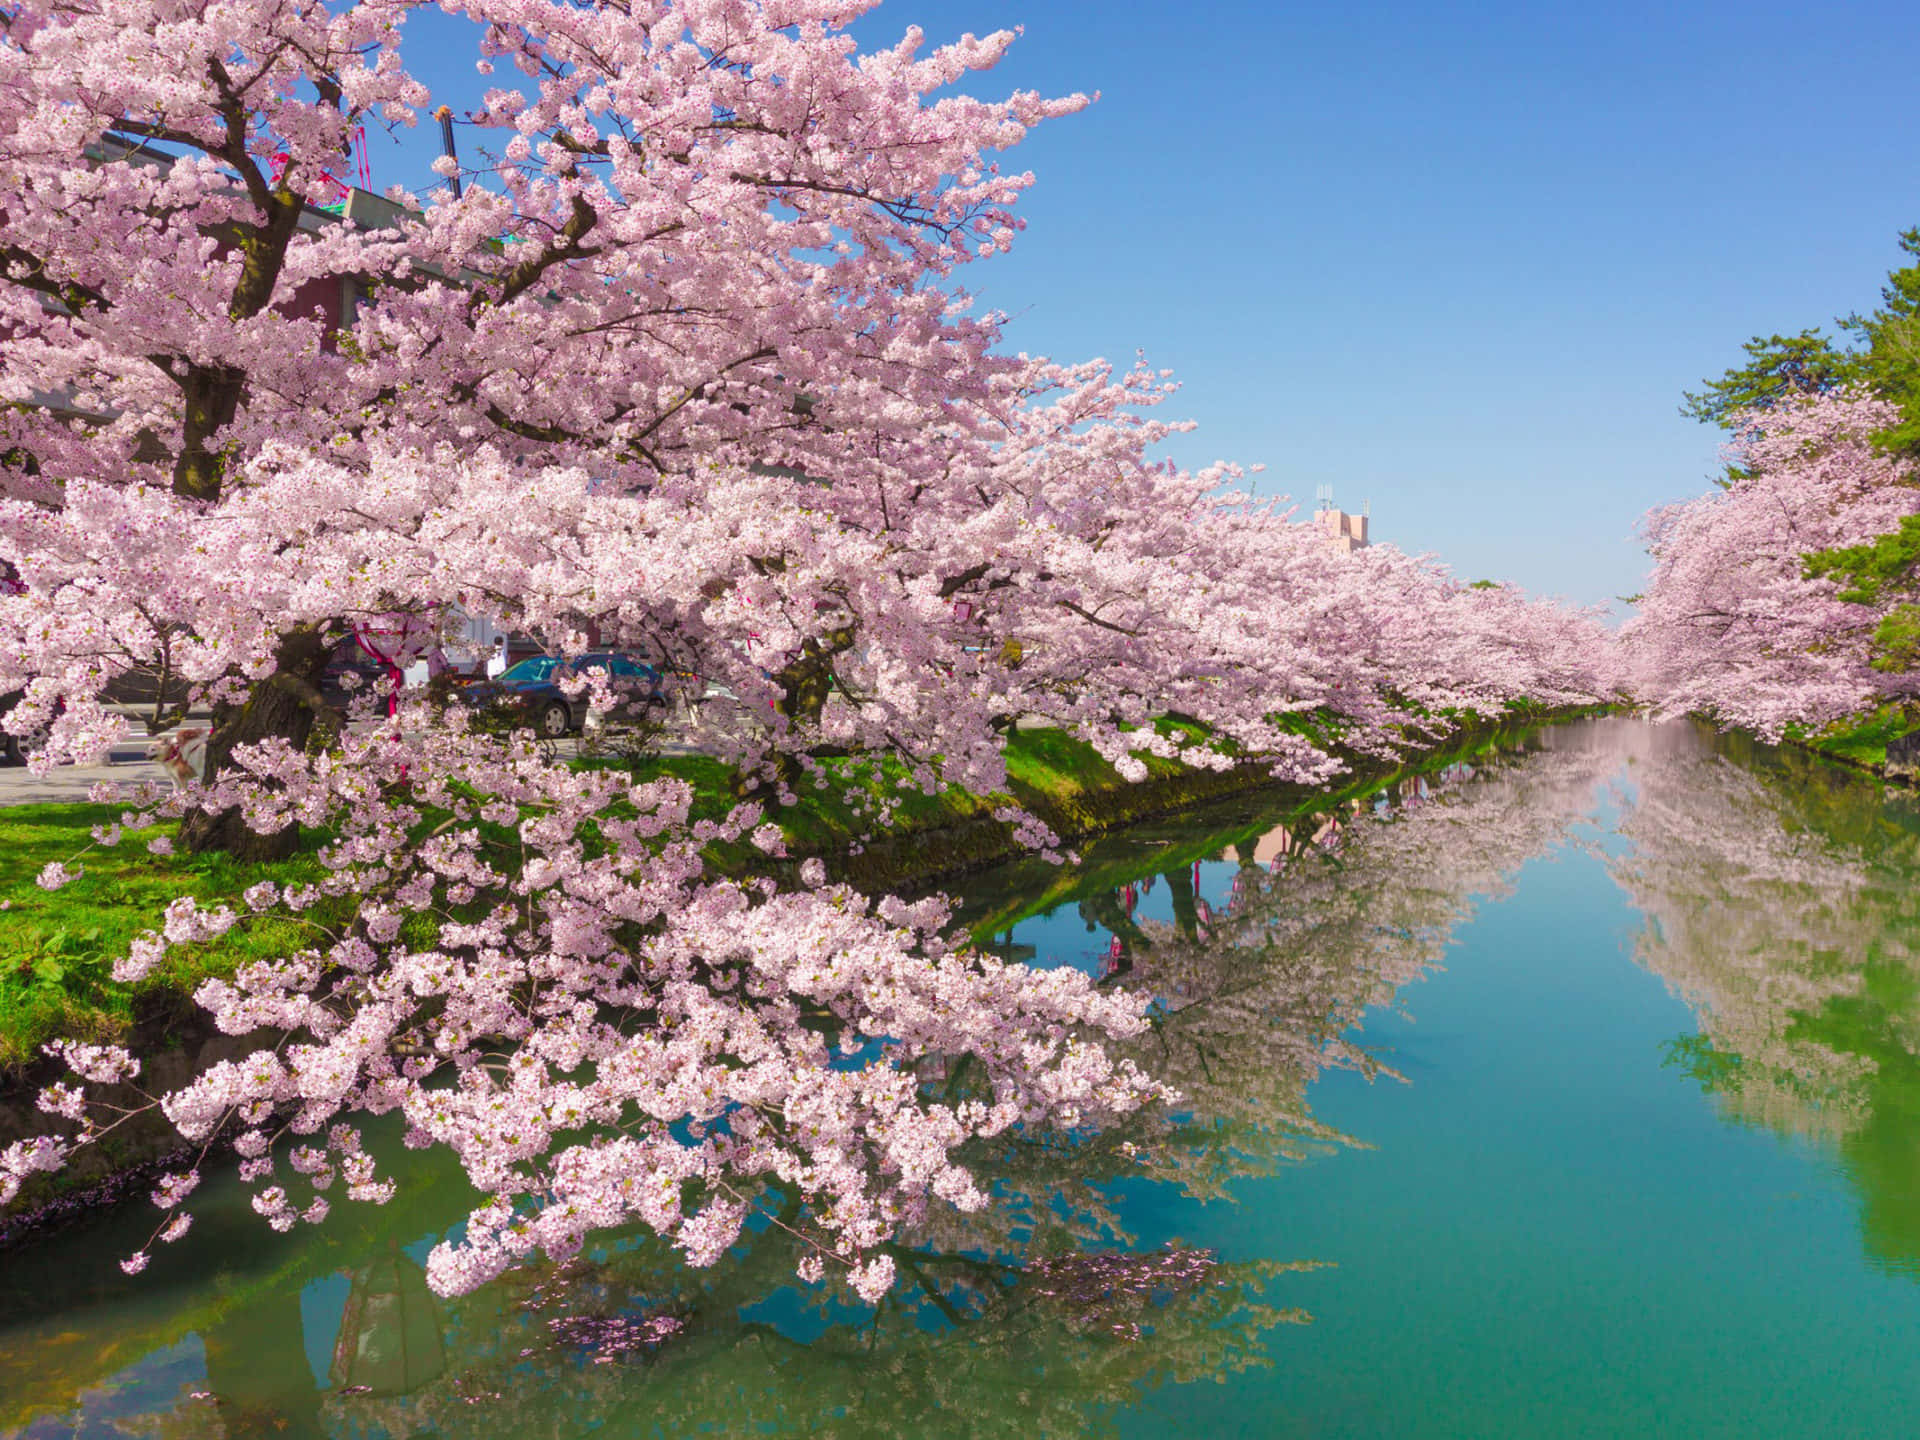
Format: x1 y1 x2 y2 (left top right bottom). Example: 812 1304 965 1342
0 0 1099 846
799 355 1619 788
0 0 1617 1302
0 0 1612 826
1621 392 1920 738
0 0 1180 1299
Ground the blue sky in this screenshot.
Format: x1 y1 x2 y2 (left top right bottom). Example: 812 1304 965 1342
371 0 1920 611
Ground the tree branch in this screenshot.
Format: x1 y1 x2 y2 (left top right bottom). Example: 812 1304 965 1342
1059 599 1141 637
491 195 601 307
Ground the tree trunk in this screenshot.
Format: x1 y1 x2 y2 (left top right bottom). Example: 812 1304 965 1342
774 627 854 731
180 627 335 860
1164 866 1200 941
735 625 856 800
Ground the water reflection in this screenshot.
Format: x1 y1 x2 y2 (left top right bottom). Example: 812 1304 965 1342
1605 721 1920 1274
1043 728 1627 1204
15 717 1860 1437
0 1137 476 1437
329 1244 448 1399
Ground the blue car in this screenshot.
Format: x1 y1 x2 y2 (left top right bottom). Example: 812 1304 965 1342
462 652 665 738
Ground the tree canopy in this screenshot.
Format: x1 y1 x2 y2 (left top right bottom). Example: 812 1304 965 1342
1680 329 1860 429
1648 227 1920 706
1682 230 1920 452
1622 392 1920 736
0 0 1616 1300
1840 228 1920 458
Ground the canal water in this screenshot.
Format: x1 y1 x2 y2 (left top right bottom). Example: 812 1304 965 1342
5 716 1920 1437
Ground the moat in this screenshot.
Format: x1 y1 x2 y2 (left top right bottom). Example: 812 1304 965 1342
6 716 1919 1439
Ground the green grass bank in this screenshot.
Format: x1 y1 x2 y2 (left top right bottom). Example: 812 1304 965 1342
0 706 1604 1215
1786 703 1920 774
0 707 1598 1077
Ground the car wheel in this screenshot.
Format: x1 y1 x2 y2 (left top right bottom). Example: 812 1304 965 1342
537 700 571 738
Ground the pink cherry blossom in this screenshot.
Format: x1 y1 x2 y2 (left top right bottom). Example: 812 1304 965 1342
1623 392 1920 738
0 0 1618 1303
34 861 79 891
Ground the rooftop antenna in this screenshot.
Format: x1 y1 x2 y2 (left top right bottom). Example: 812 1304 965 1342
1363 497 1371 518
1315 483 1334 514
435 106 462 199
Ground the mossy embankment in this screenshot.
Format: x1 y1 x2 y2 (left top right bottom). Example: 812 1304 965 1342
0 705 1605 1217
1781 703 1920 777
0 706 1602 1077
951 714 1578 940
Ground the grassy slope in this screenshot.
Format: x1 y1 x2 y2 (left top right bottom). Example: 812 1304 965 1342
0 807 339 1070
1791 703 1920 769
0 707 1584 1071
0 726 1193 1070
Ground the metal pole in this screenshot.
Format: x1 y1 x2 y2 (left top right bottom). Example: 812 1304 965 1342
435 106 462 199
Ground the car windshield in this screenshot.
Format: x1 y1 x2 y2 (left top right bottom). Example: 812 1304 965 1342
576 655 657 679
499 656 559 683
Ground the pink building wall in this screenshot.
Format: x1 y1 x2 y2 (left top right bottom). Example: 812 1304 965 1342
1317 507 1369 553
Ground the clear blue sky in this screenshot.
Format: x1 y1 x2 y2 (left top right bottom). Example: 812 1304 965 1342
370 0 1920 611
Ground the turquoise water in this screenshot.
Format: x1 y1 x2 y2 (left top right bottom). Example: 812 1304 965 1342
6 717 1920 1437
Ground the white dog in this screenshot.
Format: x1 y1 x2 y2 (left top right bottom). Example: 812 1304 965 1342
147 726 210 788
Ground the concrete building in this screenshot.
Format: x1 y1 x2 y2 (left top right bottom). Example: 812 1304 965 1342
1315 487 1370 554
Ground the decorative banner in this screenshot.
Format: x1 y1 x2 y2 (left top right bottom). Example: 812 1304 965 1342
268 149 355 210
353 613 442 717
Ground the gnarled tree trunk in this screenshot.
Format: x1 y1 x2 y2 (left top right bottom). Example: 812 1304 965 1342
180 626 337 861
736 625 857 799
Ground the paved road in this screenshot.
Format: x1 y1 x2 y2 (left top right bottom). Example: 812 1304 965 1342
0 735 175 804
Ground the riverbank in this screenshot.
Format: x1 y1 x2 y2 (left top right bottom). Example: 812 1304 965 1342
801 704 1623 895
1778 703 1920 780
0 704 1608 1223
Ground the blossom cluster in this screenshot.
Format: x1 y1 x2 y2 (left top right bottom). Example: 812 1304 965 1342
0 0 1618 1299
1622 392 1920 737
